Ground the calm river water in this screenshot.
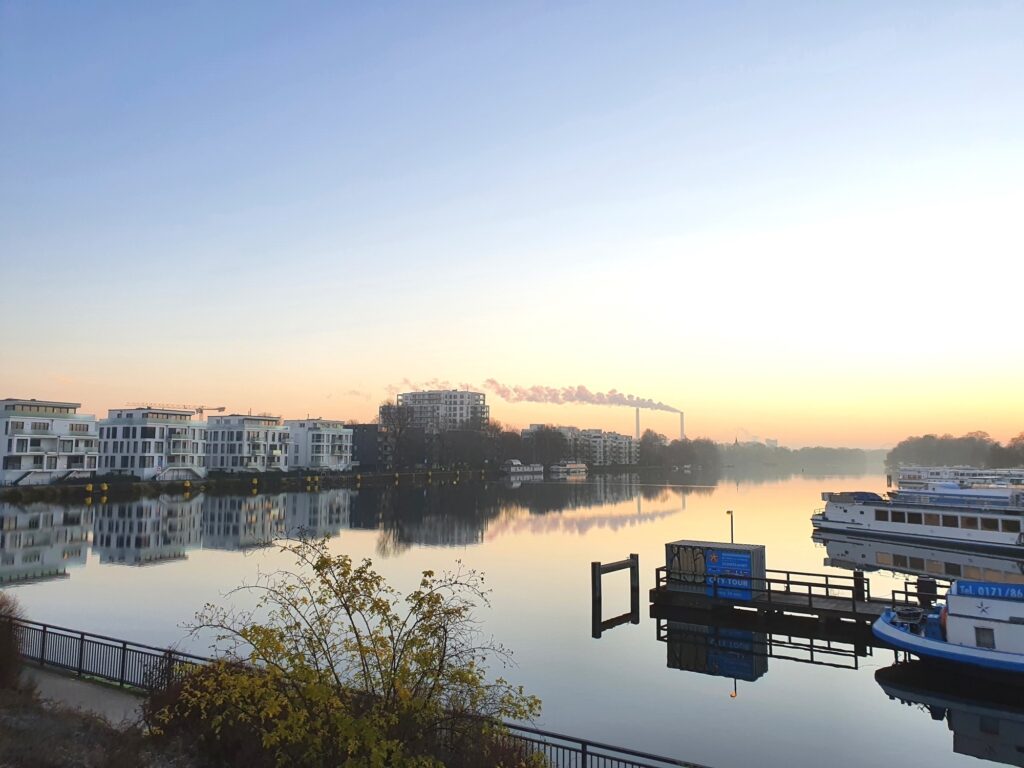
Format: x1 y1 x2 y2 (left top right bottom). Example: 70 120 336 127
2 473 1020 768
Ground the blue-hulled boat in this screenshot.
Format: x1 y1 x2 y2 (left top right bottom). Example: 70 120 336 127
872 581 1024 674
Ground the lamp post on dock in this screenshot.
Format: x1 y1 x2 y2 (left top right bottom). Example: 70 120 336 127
726 509 734 543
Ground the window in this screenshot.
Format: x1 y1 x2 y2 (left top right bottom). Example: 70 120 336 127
69 423 89 433
907 512 922 525
893 554 908 568
979 716 1000 736
962 516 978 529
944 563 962 577
909 557 924 571
1002 519 1021 534
875 510 888 522
891 511 906 523
981 518 1000 531
975 627 995 649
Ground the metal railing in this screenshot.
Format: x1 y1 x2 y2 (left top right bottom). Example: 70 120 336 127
890 578 953 609
3 616 707 767
6 616 207 690
656 566 872 614
503 722 710 768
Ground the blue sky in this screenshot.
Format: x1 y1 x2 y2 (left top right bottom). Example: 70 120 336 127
3 2 1023 445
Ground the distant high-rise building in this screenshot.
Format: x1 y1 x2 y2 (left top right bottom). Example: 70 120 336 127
390 390 489 433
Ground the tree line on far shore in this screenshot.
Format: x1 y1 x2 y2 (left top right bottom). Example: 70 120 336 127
885 431 1024 470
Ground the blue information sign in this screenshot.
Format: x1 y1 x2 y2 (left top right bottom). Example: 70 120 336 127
705 549 754 601
957 582 1024 601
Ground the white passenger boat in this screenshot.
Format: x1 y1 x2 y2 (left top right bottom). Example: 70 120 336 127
500 459 545 476
811 488 1024 552
549 461 587 477
872 581 1024 674
896 465 1024 490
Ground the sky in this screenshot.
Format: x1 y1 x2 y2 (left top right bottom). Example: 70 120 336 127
2 1 1023 448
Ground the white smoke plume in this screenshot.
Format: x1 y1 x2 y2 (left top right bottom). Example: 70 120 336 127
482 379 680 413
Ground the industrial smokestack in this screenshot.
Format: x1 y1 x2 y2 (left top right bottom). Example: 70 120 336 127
635 407 640 440
680 412 685 441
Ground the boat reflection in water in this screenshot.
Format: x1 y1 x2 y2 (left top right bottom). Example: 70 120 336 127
876 660 1024 767
814 530 1024 585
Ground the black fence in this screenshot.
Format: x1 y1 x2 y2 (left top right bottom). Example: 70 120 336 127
7 616 207 690
5 616 709 768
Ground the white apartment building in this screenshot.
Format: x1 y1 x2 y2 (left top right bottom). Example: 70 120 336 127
206 414 290 473
98 408 207 481
394 390 489 433
285 419 353 472
522 423 638 466
0 399 99 486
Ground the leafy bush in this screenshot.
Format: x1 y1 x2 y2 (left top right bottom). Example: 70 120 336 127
145 537 542 767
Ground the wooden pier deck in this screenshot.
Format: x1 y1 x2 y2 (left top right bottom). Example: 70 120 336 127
650 566 914 623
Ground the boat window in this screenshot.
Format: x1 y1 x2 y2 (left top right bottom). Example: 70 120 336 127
961 516 978 530
944 563 962 577
975 627 995 649
1002 519 1021 533
893 555 908 568
875 509 888 522
924 514 940 526
981 518 1000 531
891 511 906 523
909 557 924 571
964 566 983 580
907 512 922 525
942 515 959 528
876 553 893 566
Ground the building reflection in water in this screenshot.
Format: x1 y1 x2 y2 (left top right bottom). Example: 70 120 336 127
282 489 351 540
92 495 203 566
0 474 705 573
815 530 1024 585
877 661 1024 767
0 501 91 584
201 493 287 550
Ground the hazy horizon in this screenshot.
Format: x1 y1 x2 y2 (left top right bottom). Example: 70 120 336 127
4 2 1023 449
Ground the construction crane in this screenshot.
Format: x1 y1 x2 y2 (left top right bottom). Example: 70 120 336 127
127 402 227 416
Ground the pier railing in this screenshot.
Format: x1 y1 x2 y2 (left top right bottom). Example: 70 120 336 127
889 578 953 609
655 566 872 614
4 615 707 768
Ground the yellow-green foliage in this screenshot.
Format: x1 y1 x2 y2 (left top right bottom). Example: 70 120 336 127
148 537 541 767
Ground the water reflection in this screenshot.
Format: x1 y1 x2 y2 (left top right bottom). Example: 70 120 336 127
92 495 203 565
651 607 877 678
815 530 1024 585
0 475 704 577
877 661 1024 767
0 503 91 584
